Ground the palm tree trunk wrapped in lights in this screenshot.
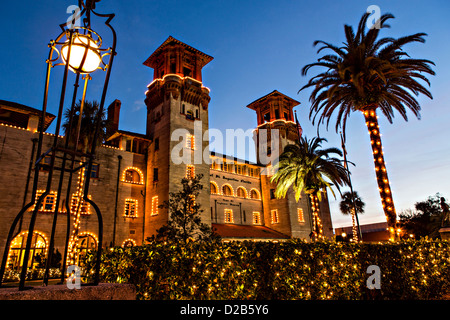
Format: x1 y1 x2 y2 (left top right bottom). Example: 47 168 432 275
363 108 396 227
351 209 357 241
339 191 365 242
310 193 324 238
300 12 435 236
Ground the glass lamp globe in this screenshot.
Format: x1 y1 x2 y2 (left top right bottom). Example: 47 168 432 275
61 33 102 74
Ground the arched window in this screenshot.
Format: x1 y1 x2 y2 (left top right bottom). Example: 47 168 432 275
78 232 97 265
122 239 136 248
195 108 199 119
222 184 233 196
122 167 143 184
250 188 261 200
8 231 47 271
210 182 218 194
236 187 247 198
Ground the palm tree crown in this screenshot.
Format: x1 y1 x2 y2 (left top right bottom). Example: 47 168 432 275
299 12 435 230
340 191 365 215
271 136 349 201
63 100 110 152
301 12 435 134
271 136 349 238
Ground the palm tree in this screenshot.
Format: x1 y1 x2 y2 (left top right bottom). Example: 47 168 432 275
300 12 435 231
271 136 349 239
63 100 110 153
339 191 365 241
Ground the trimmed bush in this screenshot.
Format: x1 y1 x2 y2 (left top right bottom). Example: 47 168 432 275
81 239 450 300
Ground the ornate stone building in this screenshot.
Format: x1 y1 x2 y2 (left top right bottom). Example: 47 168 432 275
0 36 332 270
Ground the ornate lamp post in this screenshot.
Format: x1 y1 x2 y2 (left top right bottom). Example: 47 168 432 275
0 0 116 290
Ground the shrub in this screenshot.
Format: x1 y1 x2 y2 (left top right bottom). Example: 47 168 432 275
81 239 450 300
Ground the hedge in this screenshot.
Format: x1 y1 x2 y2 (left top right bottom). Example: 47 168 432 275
81 239 450 300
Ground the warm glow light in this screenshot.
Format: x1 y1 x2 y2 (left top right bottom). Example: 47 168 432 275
270 209 279 224
61 34 101 74
122 238 137 247
257 118 297 128
151 196 158 216
146 73 210 92
122 166 144 184
186 165 195 179
124 198 138 217
224 209 234 223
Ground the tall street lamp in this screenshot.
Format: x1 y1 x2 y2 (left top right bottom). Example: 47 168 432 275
0 0 117 290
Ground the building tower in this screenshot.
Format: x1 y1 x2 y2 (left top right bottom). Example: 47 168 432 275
143 36 213 238
246 90 333 239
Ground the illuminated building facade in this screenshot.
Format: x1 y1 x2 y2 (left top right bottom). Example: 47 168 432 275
0 37 332 269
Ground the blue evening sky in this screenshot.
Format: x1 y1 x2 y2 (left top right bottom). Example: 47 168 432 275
1 0 449 228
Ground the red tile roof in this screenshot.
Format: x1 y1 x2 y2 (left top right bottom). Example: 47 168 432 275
212 223 289 240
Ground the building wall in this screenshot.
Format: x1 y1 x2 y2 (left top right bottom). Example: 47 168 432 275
0 125 146 261
318 191 333 238
144 75 212 239
209 167 263 225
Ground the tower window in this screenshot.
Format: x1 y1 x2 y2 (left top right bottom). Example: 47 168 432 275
170 63 176 74
284 112 289 120
181 104 185 114
275 109 280 119
270 189 276 199
151 196 158 216
298 208 305 223
183 67 192 77
263 112 270 122
186 134 195 150
186 165 195 179
154 138 159 151
195 108 199 119
155 111 161 122
153 168 158 182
